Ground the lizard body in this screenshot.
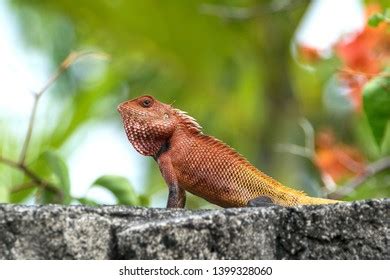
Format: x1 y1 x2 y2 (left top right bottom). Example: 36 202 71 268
118 95 339 208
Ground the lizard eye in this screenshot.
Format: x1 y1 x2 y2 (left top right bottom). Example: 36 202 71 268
140 97 153 108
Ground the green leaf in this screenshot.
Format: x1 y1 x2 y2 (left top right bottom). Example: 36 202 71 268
385 8 390 19
74 197 100 206
42 150 71 204
138 194 150 207
91 175 139 205
0 186 9 203
363 74 390 147
10 184 36 203
368 13 384 27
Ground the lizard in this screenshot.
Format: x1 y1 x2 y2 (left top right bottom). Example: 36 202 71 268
118 95 339 208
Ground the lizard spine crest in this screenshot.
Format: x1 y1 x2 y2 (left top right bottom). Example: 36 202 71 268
172 108 202 134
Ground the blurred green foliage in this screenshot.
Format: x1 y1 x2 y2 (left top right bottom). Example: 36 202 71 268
363 70 390 146
0 0 389 207
368 7 390 26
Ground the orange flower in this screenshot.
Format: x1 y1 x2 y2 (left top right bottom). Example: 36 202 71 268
297 44 322 63
335 4 390 111
314 129 366 183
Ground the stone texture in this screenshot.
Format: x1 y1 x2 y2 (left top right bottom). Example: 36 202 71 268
0 199 388 259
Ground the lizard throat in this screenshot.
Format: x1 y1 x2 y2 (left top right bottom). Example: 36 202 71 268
122 118 170 157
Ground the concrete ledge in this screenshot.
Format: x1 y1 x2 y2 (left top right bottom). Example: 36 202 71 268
0 199 388 259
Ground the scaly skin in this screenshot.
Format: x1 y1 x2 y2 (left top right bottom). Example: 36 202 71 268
118 95 339 208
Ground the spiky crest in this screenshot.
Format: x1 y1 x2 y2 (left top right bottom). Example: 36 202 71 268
173 108 203 134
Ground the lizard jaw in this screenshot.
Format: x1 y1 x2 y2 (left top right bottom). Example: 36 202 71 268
117 101 128 113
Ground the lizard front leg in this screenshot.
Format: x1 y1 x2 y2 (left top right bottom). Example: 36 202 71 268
157 153 186 208
167 184 186 208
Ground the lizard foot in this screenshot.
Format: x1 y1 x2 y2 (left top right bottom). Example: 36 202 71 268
247 196 275 207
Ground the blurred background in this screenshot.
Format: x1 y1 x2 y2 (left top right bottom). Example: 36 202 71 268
0 0 389 208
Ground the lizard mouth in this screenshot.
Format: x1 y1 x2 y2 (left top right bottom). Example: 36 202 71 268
117 102 137 121
117 101 128 114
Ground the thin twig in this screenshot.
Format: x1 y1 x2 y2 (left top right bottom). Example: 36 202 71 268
10 181 35 193
329 157 390 199
338 67 390 79
19 54 72 164
320 173 337 193
334 151 365 174
19 97 40 164
276 143 312 159
0 155 62 197
299 118 315 156
0 156 20 169
18 51 109 165
19 164 62 196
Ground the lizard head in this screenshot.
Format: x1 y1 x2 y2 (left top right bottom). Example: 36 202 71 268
117 95 179 156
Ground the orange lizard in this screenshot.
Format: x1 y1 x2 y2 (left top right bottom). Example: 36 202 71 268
118 95 339 208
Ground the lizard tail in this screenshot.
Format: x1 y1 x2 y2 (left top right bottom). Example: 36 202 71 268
297 195 340 205
270 185 341 206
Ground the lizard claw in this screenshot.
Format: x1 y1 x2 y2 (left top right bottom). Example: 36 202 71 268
247 196 276 208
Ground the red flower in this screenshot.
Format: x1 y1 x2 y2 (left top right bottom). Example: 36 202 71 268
297 44 322 63
335 4 390 111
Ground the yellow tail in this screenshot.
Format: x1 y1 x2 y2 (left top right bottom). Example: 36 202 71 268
272 184 341 206
297 196 340 205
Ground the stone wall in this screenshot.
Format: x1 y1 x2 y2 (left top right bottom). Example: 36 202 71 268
0 199 388 259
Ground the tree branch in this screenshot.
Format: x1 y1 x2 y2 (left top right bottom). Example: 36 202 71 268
0 155 62 198
0 156 19 169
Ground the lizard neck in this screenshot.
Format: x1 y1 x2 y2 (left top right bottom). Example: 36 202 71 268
153 141 170 161
153 124 197 161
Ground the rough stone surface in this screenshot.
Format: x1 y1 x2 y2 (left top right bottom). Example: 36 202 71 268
0 199 388 259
